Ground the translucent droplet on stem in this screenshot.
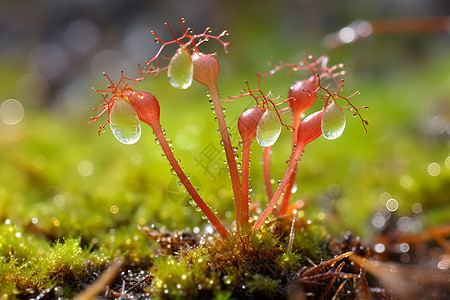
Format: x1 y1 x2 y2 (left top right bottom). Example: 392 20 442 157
109 97 141 145
168 46 193 89
256 110 282 147
321 100 346 140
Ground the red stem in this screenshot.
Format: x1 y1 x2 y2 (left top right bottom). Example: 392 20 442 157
253 141 306 231
152 122 228 238
241 139 252 227
207 84 243 228
263 146 273 200
278 113 302 215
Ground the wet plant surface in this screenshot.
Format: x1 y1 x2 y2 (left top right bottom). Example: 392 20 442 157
1 11 450 300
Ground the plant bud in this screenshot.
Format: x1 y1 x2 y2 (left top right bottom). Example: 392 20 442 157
297 110 324 145
238 107 264 141
191 52 219 87
288 76 317 115
128 91 161 127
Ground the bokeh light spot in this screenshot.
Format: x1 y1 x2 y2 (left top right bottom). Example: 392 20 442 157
338 27 356 43
1 99 25 125
374 243 385 253
110 205 119 214
386 198 399 212
399 175 413 189
77 160 94 177
427 162 441 176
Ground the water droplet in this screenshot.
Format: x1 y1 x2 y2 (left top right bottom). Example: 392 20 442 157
109 98 141 145
256 110 282 147
222 275 232 285
168 47 193 89
321 100 346 140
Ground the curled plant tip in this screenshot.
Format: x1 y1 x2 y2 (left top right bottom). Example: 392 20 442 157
168 46 193 89
322 99 346 140
238 107 264 141
256 110 282 147
191 52 219 87
109 98 141 145
128 91 161 128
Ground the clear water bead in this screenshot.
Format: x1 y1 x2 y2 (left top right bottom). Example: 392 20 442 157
109 97 141 145
168 46 193 89
256 110 282 147
321 100 346 140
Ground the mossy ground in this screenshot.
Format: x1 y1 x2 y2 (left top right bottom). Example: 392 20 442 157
1 27 450 299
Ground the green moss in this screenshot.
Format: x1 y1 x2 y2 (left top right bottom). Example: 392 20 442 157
0 222 88 296
246 274 281 297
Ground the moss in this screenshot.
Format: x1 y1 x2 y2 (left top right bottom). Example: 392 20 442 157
0 222 88 296
144 216 333 299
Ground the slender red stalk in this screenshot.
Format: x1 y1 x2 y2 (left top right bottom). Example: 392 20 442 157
192 52 244 229
277 77 317 216
129 91 228 238
263 146 273 199
241 139 252 225
238 107 264 227
253 110 324 231
153 122 228 238
209 84 243 227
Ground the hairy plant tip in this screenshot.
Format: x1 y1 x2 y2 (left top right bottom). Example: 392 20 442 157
128 91 161 127
238 107 264 141
191 52 219 87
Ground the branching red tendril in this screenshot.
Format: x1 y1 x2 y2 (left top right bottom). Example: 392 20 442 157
226 74 293 130
145 18 231 77
267 53 346 88
266 53 368 132
315 75 369 132
88 65 144 134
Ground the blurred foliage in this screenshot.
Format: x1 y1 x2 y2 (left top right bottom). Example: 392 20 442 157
0 0 449 296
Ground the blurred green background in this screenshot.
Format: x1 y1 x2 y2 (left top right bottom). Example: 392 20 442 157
0 0 449 260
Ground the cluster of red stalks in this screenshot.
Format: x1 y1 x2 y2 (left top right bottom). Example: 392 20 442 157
89 19 368 239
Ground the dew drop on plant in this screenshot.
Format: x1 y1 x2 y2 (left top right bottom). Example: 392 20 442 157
168 46 193 89
321 100 346 140
109 97 141 145
222 275 232 285
256 110 282 147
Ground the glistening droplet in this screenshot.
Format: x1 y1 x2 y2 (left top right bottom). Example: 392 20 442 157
168 46 193 89
109 98 141 145
256 110 281 147
321 100 346 140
